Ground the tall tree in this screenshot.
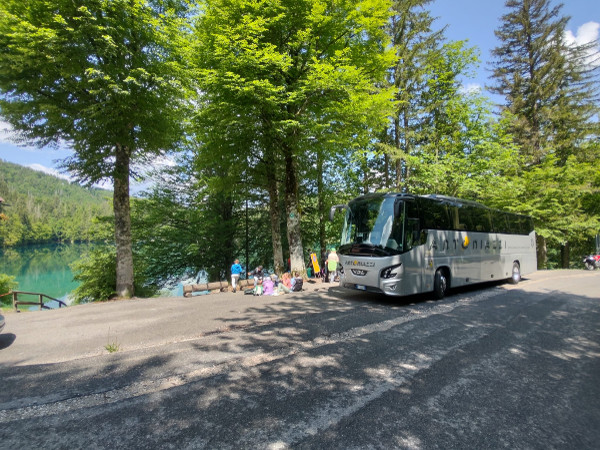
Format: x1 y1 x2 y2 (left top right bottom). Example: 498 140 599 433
0 0 189 296
386 0 445 191
490 0 600 267
193 0 396 274
489 0 599 165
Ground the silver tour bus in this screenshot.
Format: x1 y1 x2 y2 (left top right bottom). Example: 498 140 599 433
330 193 536 298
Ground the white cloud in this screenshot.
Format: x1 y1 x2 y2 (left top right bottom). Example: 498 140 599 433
0 120 17 144
564 21 600 67
152 154 178 168
565 22 599 46
459 83 482 94
27 163 71 180
27 162 114 191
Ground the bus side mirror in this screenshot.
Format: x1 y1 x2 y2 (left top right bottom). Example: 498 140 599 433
329 204 347 221
394 201 402 218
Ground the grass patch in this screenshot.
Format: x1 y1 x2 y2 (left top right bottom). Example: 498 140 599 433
105 327 120 353
105 342 120 353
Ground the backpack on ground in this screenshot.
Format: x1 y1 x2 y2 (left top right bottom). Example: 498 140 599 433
292 278 303 292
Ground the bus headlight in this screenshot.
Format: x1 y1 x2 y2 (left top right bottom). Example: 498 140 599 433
380 263 402 279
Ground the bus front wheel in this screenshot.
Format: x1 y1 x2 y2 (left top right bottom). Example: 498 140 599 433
433 269 448 299
509 262 521 284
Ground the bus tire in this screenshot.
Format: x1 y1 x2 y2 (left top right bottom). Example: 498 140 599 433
509 262 521 284
433 269 448 299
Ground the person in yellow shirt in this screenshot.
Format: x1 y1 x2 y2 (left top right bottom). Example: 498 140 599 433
326 248 339 283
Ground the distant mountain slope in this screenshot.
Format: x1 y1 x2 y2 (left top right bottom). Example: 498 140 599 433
0 160 113 246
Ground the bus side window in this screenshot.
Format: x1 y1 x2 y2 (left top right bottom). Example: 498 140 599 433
448 206 459 230
404 201 421 250
405 218 420 250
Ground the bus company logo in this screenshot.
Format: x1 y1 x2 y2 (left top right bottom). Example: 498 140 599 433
462 235 470 249
346 260 375 268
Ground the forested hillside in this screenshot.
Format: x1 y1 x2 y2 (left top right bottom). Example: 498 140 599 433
0 160 113 246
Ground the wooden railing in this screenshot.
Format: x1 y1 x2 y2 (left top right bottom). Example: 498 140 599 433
0 291 67 312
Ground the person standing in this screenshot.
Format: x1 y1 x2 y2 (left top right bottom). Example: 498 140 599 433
326 249 339 283
230 259 243 293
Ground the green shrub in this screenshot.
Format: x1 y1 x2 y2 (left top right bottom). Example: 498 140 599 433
71 248 117 303
0 273 18 306
70 247 159 304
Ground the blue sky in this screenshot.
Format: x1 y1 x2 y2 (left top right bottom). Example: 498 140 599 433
1 0 598 181
430 0 599 91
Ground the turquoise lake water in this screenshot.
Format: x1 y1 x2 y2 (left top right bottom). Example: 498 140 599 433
1 243 197 306
0 243 94 304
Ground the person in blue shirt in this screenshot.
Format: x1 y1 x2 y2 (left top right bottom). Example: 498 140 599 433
230 259 243 293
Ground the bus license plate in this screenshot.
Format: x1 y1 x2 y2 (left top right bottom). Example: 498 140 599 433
356 284 366 291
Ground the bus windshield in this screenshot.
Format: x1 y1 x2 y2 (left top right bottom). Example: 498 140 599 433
339 196 405 256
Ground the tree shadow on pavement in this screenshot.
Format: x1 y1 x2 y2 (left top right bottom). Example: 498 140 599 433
1 284 599 449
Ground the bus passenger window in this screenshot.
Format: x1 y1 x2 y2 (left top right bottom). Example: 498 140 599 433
405 218 420 251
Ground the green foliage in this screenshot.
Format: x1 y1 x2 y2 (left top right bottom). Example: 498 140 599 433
0 160 113 247
0 0 190 178
105 328 120 353
520 154 600 252
71 248 117 303
490 0 600 267
490 0 570 163
131 162 274 284
1 0 597 284
192 0 397 274
0 0 192 296
105 342 120 354
70 246 158 303
488 0 600 167
0 273 18 306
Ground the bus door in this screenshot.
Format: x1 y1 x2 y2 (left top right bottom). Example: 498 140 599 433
400 201 424 295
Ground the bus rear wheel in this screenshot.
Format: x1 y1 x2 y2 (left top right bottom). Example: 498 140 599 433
433 269 448 299
509 262 521 284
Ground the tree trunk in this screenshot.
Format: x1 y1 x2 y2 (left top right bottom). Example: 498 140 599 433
317 151 327 268
219 193 236 281
536 234 547 270
283 143 305 276
394 115 401 189
402 110 410 191
560 242 570 269
114 143 134 298
267 173 285 275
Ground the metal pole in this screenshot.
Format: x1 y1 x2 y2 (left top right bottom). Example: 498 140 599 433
245 178 249 276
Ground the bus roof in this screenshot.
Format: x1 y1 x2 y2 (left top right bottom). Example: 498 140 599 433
350 193 485 207
349 193 531 219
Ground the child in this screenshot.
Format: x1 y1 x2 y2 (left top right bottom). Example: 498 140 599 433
230 259 243 292
262 277 275 295
253 278 263 296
